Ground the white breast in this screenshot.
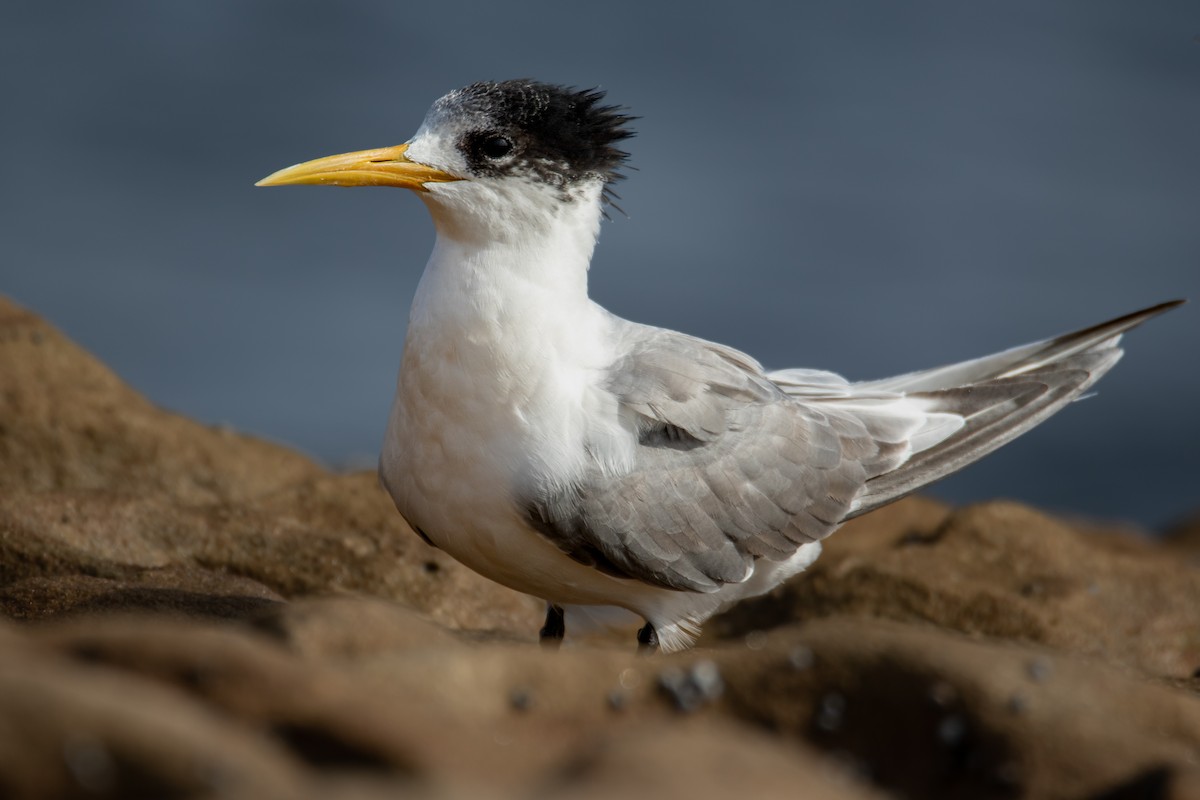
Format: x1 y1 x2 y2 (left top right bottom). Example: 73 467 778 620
377 182 636 600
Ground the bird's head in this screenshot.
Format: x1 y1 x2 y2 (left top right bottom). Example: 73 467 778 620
257 80 635 241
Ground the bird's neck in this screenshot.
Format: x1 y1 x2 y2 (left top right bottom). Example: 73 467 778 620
412 182 607 326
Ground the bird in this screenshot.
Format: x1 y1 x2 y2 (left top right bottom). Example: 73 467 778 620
258 79 1182 653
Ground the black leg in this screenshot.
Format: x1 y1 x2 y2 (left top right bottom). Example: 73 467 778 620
539 603 565 648
637 622 659 654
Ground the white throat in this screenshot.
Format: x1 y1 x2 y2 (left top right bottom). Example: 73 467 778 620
420 177 605 298
406 178 611 369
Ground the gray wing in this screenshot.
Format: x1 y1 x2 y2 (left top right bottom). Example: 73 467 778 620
525 325 912 593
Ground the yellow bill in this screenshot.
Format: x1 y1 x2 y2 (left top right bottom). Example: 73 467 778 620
255 143 461 190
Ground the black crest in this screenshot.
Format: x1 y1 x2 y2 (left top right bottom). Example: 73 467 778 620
434 80 636 192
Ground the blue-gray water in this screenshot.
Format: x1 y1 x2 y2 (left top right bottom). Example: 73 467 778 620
2 2 1197 529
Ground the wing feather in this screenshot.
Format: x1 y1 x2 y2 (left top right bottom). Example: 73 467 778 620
526 325 891 592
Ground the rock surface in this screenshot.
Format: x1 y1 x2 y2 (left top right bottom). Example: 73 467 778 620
2 294 1198 799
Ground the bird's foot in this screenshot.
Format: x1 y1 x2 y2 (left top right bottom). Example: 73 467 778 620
637 622 659 655
539 603 565 649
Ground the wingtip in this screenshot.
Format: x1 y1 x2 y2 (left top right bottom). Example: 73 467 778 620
1126 298 1186 317
1090 299 1186 337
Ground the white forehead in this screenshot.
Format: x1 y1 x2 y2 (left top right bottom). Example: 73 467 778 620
405 123 467 176
403 88 491 177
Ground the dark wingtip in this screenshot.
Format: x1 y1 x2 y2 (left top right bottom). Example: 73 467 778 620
1088 298 1187 337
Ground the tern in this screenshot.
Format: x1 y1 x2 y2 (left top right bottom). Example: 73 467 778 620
258 80 1181 652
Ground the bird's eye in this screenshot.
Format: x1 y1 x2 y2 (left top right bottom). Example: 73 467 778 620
480 135 513 159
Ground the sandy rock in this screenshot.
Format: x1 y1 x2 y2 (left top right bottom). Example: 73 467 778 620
11 604 1200 800
0 296 319 504
0 568 282 622
537 720 889 800
33 617 427 777
717 619 1200 799
0 644 313 800
251 596 462 658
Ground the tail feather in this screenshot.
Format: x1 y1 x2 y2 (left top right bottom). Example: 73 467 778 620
855 300 1183 394
843 300 1183 519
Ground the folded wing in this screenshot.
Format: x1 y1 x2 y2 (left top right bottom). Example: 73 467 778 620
526 301 1182 592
